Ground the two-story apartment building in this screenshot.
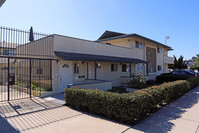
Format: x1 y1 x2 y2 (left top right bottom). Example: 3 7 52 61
16 31 173 95
96 30 173 76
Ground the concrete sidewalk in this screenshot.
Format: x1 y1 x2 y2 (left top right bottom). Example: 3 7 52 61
1 86 199 133
127 86 199 133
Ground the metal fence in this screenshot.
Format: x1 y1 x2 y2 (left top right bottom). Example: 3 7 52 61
0 26 53 101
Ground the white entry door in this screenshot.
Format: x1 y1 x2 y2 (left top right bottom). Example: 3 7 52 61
59 61 73 92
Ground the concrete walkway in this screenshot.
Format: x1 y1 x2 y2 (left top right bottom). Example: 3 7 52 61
0 86 199 133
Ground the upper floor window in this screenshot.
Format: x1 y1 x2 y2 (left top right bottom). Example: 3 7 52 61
74 63 79 74
157 48 162 53
111 64 118 72
135 41 143 49
3 50 14 56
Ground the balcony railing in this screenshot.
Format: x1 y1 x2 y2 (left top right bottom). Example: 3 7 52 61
164 56 174 64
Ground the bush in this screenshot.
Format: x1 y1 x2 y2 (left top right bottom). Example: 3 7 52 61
107 88 126 93
65 77 199 125
128 73 147 89
156 74 187 83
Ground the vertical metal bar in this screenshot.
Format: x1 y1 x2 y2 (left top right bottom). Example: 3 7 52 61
29 59 31 99
50 60 52 91
129 63 132 77
7 57 10 101
94 61 97 80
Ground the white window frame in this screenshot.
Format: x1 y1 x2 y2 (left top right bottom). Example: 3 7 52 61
157 48 162 53
136 64 143 72
135 41 143 49
74 63 80 74
111 64 118 72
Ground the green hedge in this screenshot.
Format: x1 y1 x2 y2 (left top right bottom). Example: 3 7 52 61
65 78 199 124
156 74 188 83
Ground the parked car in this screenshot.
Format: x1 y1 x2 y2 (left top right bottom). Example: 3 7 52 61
160 70 198 77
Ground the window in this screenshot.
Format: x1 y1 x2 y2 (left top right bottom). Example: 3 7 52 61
157 48 162 53
136 64 143 71
74 63 79 74
111 64 118 72
135 41 143 49
158 65 162 71
3 50 14 56
122 64 130 72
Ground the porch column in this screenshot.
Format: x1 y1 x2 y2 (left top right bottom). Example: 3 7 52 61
87 62 89 79
129 63 132 77
146 63 149 76
94 61 97 80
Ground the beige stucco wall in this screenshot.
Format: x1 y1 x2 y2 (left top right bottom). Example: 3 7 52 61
68 80 112 91
72 61 137 86
52 60 60 94
17 36 54 58
164 64 169 73
53 35 134 59
100 36 172 76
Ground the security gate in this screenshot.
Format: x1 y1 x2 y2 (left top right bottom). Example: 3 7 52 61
0 26 54 102
0 57 52 102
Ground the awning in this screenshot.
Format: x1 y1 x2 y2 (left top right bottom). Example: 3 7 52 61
54 51 147 64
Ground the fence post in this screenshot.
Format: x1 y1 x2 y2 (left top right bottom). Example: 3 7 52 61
29 59 31 99
7 58 10 101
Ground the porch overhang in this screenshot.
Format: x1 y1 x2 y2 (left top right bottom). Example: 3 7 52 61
54 51 147 64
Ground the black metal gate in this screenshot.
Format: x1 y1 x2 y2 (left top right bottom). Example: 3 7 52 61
0 57 52 101
0 26 54 102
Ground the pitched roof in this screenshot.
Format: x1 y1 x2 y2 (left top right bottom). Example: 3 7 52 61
97 30 173 50
98 30 126 40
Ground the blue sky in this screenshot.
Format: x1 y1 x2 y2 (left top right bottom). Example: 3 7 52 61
0 0 199 59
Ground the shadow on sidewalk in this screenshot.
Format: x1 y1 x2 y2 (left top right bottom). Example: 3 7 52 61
0 115 19 133
130 87 199 133
0 97 82 132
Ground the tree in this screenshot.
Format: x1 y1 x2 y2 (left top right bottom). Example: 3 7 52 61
168 55 188 70
190 54 199 70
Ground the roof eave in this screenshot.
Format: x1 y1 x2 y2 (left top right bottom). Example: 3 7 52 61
96 33 173 50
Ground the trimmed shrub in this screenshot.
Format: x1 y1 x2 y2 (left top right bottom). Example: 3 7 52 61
156 74 187 83
65 78 199 124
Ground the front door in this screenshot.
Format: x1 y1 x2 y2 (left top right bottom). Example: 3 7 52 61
59 61 73 92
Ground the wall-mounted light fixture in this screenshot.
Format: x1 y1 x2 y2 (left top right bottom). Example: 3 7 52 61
56 60 59 64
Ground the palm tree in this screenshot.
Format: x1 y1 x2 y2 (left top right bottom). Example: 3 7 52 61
169 55 188 70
